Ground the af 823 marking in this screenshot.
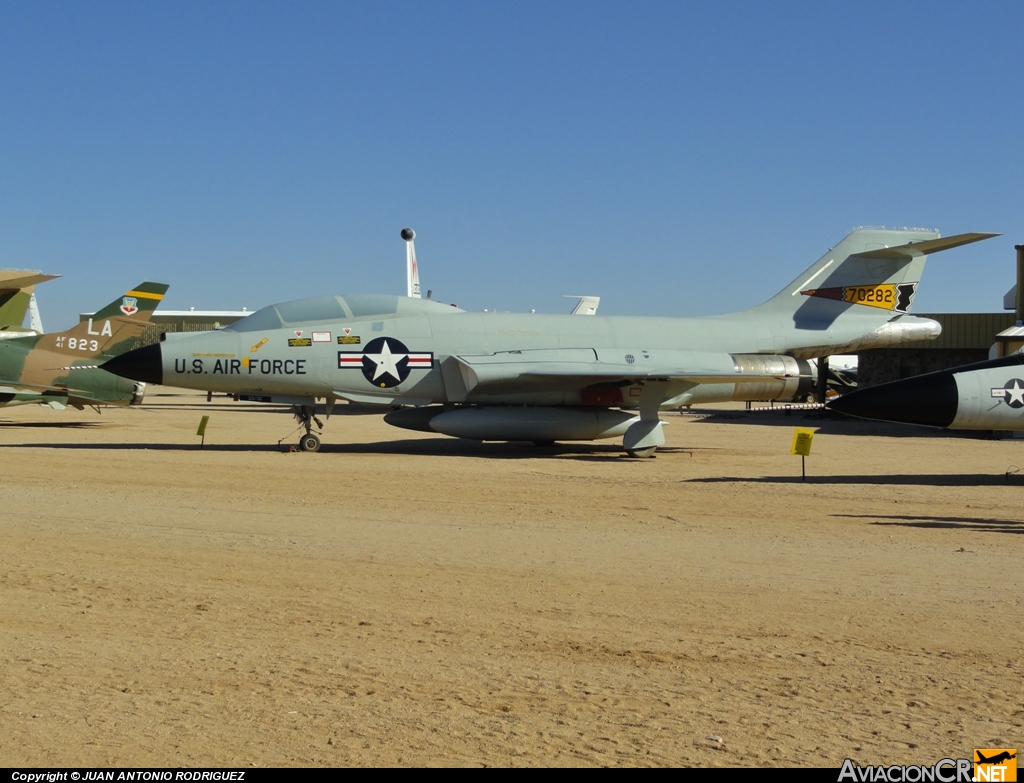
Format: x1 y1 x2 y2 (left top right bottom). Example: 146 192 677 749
54 336 101 352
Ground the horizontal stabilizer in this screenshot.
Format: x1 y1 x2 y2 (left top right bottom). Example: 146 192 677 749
851 232 1000 260
0 378 83 396
0 272 61 291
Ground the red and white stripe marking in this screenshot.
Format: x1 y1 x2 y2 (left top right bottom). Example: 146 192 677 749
338 352 433 368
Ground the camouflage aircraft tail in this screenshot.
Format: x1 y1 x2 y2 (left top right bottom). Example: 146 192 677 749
0 271 61 333
53 282 169 360
745 228 998 328
91 282 168 320
0 281 167 410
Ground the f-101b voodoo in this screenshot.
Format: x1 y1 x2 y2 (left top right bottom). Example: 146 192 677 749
103 228 996 455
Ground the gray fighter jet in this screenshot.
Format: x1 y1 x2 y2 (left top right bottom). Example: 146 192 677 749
829 351 1024 430
103 227 996 455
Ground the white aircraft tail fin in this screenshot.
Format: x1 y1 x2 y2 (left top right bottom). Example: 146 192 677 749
402 227 421 299
28 292 44 333
747 228 998 324
564 295 600 315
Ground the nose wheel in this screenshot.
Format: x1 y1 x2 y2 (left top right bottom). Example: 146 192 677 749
300 433 321 452
292 404 324 453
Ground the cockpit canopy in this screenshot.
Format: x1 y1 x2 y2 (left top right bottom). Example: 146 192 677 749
224 295 462 333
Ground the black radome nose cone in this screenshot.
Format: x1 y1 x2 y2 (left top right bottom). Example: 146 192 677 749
828 372 958 428
102 343 163 385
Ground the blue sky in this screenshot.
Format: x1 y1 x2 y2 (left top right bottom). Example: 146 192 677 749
2 1 1021 328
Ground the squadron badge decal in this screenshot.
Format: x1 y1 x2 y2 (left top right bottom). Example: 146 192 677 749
338 336 433 388
801 282 917 313
119 296 139 316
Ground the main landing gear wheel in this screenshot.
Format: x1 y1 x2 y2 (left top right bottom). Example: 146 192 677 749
300 433 321 452
626 446 658 458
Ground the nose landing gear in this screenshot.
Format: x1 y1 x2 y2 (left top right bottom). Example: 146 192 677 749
293 404 324 452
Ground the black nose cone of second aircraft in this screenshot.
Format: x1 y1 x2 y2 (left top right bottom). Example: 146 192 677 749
827 371 958 428
102 343 164 385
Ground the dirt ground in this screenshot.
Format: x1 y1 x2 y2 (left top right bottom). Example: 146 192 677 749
1 391 1021 767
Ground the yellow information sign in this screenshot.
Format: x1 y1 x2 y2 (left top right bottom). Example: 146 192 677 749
197 415 211 449
791 428 815 456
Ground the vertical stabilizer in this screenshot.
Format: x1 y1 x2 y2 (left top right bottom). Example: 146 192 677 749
53 282 170 358
745 228 998 327
565 295 601 315
28 293 44 333
91 281 169 320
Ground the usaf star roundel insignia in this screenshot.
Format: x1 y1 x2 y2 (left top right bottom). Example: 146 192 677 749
997 378 1024 409
338 336 433 388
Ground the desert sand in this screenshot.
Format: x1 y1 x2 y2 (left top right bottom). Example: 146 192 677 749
1 391 1021 767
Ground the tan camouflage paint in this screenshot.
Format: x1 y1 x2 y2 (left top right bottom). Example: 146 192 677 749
0 281 169 409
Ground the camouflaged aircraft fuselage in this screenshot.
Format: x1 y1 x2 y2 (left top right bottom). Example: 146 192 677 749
0 282 168 410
